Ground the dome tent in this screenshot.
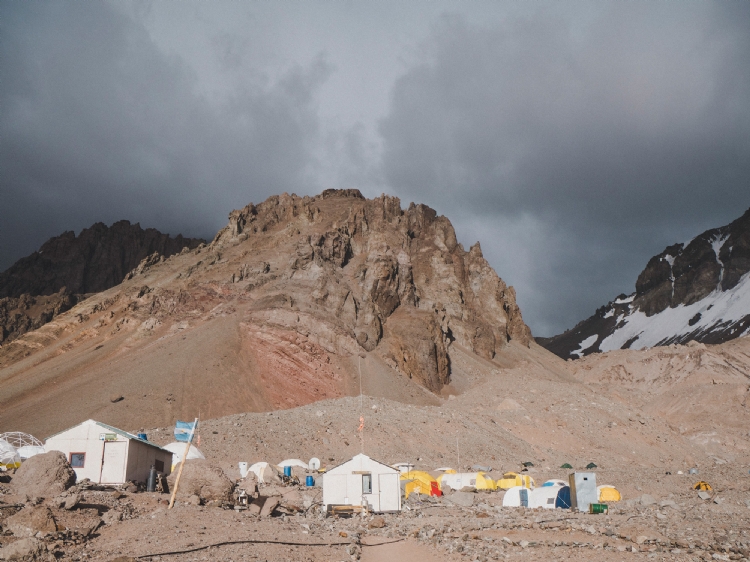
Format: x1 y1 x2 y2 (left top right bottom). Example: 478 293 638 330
401 470 442 498
597 485 621 502
0 432 45 460
502 486 530 507
278 459 308 469
497 472 534 490
163 442 205 469
439 472 496 492
529 484 572 509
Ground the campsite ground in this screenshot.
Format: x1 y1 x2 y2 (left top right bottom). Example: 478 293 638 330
36 464 750 561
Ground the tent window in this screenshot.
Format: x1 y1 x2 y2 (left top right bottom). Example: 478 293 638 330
362 474 372 494
155 459 164 472
70 453 85 468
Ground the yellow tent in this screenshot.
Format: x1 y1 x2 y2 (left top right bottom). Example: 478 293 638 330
404 480 430 498
400 470 437 486
497 472 534 490
693 481 712 491
475 472 497 491
402 471 442 498
597 485 621 502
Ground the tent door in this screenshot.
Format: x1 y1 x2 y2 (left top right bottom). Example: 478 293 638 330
378 473 399 512
519 488 529 507
100 441 127 484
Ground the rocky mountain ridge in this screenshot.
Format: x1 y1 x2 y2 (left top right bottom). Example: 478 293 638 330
539 208 750 358
0 221 204 344
0 189 531 436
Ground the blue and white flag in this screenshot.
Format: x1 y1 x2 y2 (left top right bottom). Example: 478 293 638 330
174 420 197 442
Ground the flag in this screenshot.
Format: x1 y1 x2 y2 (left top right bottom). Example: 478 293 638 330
174 420 197 442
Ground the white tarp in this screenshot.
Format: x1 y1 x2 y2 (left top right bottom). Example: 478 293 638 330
16 445 45 459
0 439 21 469
249 461 280 484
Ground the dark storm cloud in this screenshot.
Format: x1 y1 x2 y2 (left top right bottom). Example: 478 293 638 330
379 3 750 335
0 1 330 270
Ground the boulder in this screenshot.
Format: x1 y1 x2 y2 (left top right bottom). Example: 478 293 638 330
4 505 58 537
368 515 386 529
639 494 656 506
0 537 48 561
166 460 233 503
444 491 475 507
260 497 280 517
10 451 76 498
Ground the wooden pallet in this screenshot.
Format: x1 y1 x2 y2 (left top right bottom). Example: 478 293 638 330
328 504 367 517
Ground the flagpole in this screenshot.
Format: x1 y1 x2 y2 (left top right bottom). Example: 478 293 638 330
168 417 199 509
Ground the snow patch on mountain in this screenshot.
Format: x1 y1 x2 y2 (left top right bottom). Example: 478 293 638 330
710 233 729 290
572 334 599 358
599 270 750 352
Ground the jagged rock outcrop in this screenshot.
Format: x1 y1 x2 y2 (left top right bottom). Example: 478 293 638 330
0 221 203 343
0 220 204 298
539 208 750 358
210 189 531 391
0 289 79 343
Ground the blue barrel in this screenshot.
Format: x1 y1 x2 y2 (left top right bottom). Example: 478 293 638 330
137 433 148 441
283 466 292 477
306 475 314 487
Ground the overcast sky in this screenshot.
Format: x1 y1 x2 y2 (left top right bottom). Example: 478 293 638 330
2 1 749 336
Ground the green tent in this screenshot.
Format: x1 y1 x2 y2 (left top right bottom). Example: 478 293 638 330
560 463 573 469
586 462 597 469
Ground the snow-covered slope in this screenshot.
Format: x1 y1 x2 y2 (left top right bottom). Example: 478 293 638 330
539 207 750 358
599 270 750 351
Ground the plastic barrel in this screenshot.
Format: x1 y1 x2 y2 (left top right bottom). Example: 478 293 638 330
284 466 292 477
306 475 314 487
137 433 148 441
589 503 608 514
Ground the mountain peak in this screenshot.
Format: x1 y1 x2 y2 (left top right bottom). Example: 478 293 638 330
539 208 750 358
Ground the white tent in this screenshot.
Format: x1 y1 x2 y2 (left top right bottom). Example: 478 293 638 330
529 485 571 509
248 461 281 484
541 479 567 487
278 459 308 469
0 439 21 470
502 486 530 507
163 442 205 469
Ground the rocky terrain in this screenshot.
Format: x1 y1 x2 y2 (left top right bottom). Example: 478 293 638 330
0 335 749 560
0 221 203 344
0 189 530 436
539 208 750 358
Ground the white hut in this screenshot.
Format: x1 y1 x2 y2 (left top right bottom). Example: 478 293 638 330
323 453 401 513
45 420 173 485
